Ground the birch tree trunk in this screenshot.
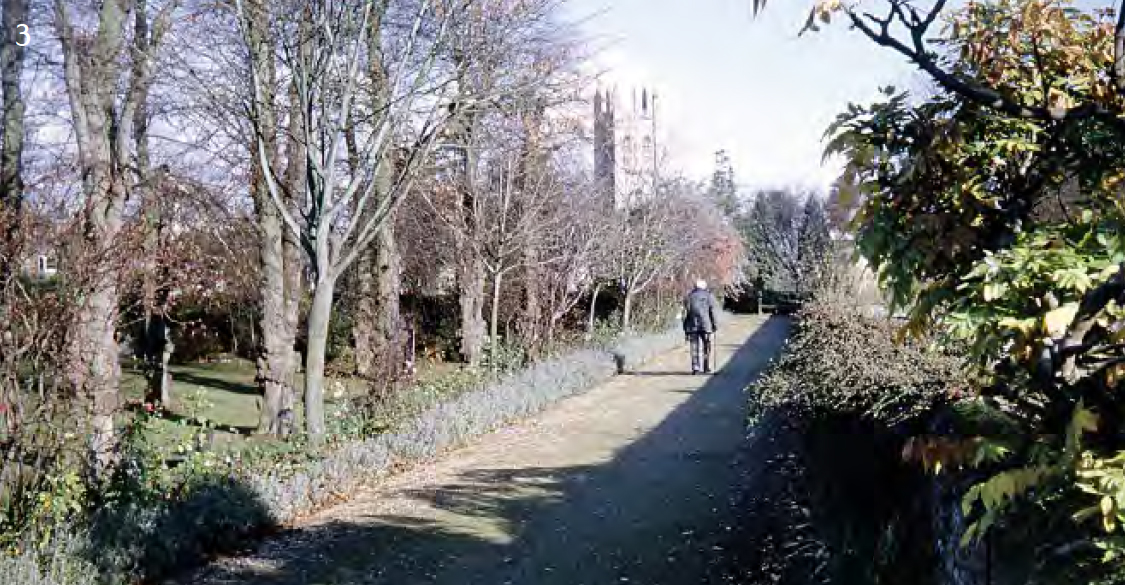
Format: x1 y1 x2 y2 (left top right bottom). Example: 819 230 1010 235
621 289 634 331
488 270 503 370
303 269 335 437
588 282 601 334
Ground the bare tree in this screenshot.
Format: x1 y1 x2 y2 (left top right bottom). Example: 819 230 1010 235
54 0 178 471
239 0 304 435
235 0 467 436
539 171 615 346
612 182 678 331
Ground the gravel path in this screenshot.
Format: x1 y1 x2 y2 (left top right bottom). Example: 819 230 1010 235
184 315 790 585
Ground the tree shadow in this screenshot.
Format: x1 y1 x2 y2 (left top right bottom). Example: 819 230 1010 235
87 476 278 585
177 317 792 585
173 371 260 396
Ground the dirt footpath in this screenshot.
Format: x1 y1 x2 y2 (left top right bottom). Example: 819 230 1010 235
187 315 791 585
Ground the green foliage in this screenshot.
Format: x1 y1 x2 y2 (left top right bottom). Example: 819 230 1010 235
707 149 740 217
739 190 802 291
821 1 1125 578
735 188 833 295
749 298 966 426
797 195 833 294
480 338 527 373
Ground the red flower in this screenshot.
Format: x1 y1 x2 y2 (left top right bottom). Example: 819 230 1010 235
143 402 155 413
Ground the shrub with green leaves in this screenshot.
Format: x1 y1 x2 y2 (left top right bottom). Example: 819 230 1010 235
749 300 966 427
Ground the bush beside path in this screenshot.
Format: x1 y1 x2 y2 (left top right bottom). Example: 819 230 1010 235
180 315 790 585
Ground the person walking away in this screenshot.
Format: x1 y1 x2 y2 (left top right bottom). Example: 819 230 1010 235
683 279 718 374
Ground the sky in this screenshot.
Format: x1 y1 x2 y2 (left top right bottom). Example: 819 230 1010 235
564 0 920 193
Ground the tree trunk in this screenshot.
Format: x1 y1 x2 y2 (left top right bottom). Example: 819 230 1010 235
0 0 26 271
588 283 601 335
303 275 336 437
488 270 503 370
459 255 487 365
353 248 377 375
519 244 540 355
352 7 399 377
134 0 173 409
353 216 399 376
157 329 173 406
375 219 401 361
245 0 292 435
514 103 544 357
143 311 174 408
70 280 121 472
622 289 634 331
546 313 558 348
281 72 305 413
229 311 238 356
254 204 289 434
0 0 28 438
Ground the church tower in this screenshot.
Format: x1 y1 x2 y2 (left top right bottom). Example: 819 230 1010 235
592 84 659 210
593 87 617 208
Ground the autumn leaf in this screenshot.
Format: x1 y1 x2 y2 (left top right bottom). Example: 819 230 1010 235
1043 302 1079 336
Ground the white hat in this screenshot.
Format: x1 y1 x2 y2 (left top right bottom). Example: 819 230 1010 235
695 279 708 290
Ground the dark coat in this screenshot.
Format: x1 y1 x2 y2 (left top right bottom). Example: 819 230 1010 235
682 288 718 334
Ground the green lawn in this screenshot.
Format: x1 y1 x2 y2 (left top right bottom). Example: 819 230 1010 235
120 357 465 449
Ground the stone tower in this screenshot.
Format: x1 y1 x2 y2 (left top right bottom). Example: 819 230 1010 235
593 87 616 208
592 85 659 210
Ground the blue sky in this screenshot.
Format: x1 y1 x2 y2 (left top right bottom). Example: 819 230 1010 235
565 0 919 193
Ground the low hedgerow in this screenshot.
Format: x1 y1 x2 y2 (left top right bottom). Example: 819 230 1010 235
749 300 968 428
734 299 969 584
6 323 686 585
0 532 97 585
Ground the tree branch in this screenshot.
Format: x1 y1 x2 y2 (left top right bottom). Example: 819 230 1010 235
844 3 1125 134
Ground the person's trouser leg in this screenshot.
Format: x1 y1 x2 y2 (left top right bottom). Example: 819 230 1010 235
702 332 713 373
688 332 702 373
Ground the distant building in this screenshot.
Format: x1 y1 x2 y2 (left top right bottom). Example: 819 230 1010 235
593 85 661 211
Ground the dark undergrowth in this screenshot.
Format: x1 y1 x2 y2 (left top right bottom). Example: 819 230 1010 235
713 410 939 585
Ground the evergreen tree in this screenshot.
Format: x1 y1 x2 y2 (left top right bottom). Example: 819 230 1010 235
741 189 801 291
707 150 740 217
797 194 832 293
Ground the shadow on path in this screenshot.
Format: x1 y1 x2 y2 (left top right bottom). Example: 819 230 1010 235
188 317 791 585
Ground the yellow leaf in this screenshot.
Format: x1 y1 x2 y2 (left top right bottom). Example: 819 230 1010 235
1043 303 1079 337
1102 495 1114 516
